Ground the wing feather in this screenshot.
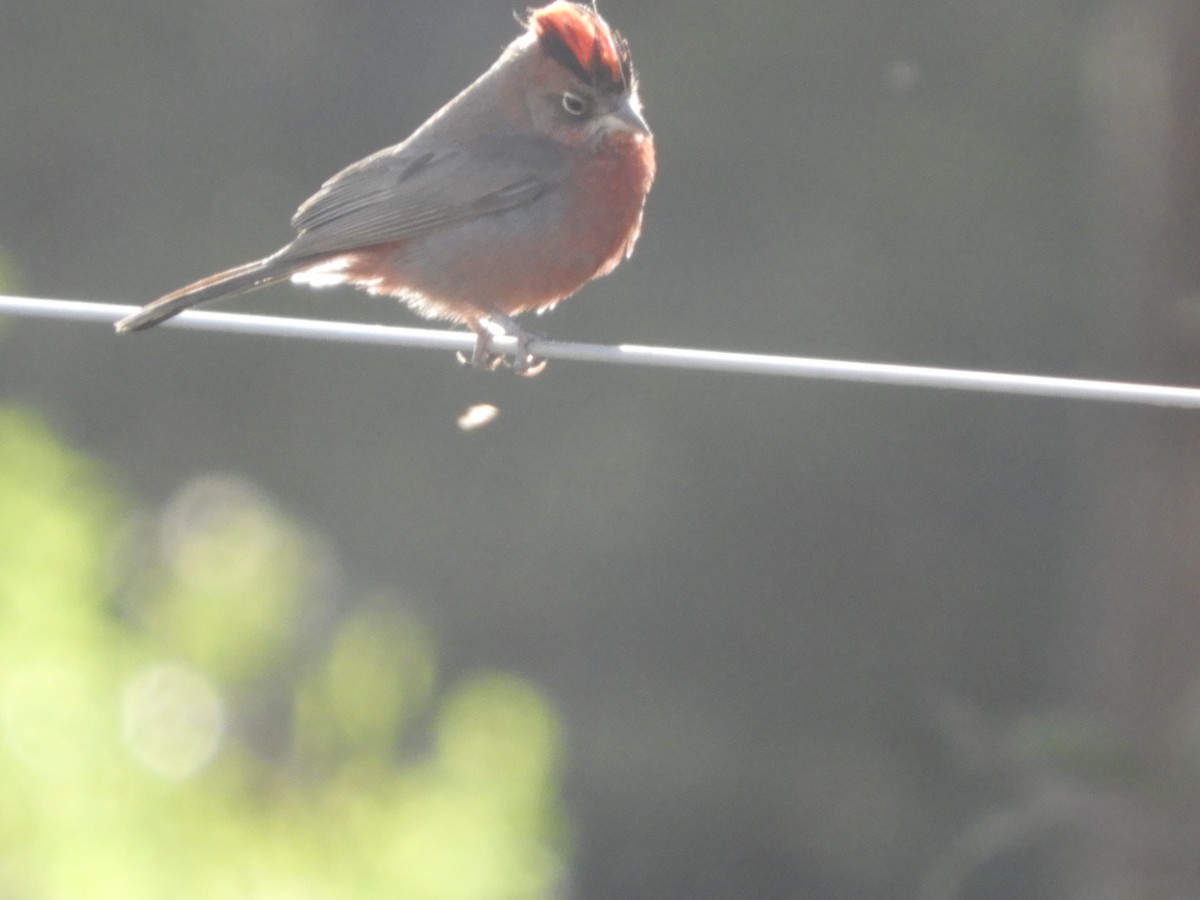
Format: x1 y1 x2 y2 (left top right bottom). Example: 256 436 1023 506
282 140 564 258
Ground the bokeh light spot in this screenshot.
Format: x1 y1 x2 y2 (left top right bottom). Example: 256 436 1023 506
121 662 225 779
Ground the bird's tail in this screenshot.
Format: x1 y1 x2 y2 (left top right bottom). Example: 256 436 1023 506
114 254 313 333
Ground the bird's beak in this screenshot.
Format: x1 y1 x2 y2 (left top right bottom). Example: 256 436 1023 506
603 95 651 137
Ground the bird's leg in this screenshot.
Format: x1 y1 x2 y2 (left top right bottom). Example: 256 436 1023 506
486 312 548 376
457 318 507 371
456 313 547 375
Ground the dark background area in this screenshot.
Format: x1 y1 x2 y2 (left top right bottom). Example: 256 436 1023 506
4 0 1200 896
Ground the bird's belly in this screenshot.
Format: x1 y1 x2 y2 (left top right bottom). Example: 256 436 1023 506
339 200 602 322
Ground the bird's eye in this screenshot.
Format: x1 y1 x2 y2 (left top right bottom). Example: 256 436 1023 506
561 91 589 117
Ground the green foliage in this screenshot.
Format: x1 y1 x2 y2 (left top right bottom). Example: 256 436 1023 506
0 410 565 898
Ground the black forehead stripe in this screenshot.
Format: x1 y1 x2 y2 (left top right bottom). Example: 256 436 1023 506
536 25 633 93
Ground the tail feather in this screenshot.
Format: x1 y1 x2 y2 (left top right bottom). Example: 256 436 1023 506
115 255 310 333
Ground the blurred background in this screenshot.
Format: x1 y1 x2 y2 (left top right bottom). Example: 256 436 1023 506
3 0 1200 896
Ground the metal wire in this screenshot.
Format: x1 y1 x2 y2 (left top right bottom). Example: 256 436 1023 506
4 294 1200 408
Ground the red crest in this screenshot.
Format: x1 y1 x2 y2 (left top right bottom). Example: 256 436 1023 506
529 2 632 92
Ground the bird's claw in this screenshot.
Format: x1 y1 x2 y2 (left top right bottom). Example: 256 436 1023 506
459 315 547 375
508 328 548 376
456 339 506 372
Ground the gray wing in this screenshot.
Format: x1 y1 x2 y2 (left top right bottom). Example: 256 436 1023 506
282 139 565 258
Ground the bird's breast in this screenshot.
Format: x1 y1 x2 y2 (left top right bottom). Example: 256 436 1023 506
564 132 656 274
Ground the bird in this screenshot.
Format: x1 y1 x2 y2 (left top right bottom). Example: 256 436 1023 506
115 1 655 374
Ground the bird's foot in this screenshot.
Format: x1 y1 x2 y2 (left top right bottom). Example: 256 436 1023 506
457 314 547 376
456 333 506 371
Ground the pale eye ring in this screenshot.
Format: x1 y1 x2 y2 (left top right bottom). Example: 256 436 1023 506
561 91 588 117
